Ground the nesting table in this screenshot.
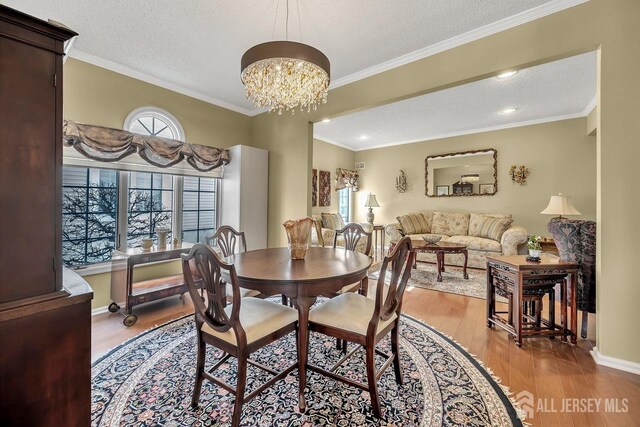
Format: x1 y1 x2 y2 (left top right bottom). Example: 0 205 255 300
486 255 578 346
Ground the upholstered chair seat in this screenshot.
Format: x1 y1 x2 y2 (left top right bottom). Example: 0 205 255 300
201 298 298 345
309 292 397 336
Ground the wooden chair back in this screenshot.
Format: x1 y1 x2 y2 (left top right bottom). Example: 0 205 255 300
207 225 247 257
370 236 414 332
182 244 244 340
333 223 372 256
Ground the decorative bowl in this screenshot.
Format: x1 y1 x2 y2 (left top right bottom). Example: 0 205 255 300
422 235 442 244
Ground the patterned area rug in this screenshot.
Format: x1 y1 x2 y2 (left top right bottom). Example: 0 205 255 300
92 306 523 426
369 262 496 300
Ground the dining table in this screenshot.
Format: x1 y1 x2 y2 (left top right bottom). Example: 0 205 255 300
224 246 372 412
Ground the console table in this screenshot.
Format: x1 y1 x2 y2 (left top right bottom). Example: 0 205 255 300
486 255 578 346
109 243 195 326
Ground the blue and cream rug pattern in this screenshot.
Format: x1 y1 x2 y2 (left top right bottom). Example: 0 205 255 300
92 310 524 426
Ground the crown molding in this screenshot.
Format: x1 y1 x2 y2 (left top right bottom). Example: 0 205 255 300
68 50 255 116
68 0 589 117
583 95 597 115
316 111 589 152
313 135 355 151
329 0 590 90
591 347 640 375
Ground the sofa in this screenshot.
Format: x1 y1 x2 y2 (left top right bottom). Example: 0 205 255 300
385 211 527 269
311 213 372 255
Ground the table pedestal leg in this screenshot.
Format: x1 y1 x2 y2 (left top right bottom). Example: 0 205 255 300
293 296 316 412
462 250 469 279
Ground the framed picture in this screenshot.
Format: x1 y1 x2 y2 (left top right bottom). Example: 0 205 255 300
312 169 318 207
436 185 449 196
319 170 331 206
479 183 495 194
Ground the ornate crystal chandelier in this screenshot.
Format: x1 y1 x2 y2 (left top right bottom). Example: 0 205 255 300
461 174 480 183
241 1 330 115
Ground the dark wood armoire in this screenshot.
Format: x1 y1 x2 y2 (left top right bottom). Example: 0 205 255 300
0 5 93 426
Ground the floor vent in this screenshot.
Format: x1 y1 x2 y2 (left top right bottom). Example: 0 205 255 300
355 162 365 169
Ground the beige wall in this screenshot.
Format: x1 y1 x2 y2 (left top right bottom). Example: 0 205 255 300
63 58 251 309
312 139 356 217
64 58 250 148
353 118 596 236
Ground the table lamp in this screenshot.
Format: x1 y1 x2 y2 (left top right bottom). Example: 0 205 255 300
540 193 581 219
364 193 380 224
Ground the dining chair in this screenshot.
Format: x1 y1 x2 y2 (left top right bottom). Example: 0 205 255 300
207 226 261 301
182 244 299 427
331 223 373 297
307 236 414 418
329 223 373 352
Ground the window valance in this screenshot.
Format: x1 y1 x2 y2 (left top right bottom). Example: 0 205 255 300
335 168 359 191
63 121 230 177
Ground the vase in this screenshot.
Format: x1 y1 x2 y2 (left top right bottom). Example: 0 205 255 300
528 249 541 258
156 228 169 249
283 217 314 260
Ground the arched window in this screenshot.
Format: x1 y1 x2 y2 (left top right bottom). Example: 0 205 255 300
124 107 185 141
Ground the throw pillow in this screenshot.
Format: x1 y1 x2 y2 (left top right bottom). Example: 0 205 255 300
321 212 345 230
397 213 430 234
431 212 470 236
468 214 513 241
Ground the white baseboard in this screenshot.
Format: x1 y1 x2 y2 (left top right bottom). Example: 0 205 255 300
92 306 109 316
591 347 640 375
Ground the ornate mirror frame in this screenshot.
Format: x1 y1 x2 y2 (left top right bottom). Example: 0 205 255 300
424 148 497 197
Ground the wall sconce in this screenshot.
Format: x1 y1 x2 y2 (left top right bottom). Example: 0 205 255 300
395 170 407 193
510 165 530 185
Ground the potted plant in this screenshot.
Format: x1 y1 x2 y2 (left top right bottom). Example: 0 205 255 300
527 235 542 258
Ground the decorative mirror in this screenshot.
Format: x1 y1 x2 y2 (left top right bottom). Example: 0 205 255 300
425 148 497 197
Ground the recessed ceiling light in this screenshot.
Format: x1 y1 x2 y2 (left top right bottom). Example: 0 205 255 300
500 107 518 114
321 118 331 123
359 135 369 140
497 70 518 79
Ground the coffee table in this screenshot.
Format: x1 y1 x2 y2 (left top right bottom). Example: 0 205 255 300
411 240 469 282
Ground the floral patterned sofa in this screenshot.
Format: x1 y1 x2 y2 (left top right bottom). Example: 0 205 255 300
310 213 372 255
385 211 527 269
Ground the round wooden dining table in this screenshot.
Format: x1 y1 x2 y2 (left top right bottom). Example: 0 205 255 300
224 246 372 412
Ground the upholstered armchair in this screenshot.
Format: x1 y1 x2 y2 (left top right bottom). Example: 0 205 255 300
547 218 596 338
311 213 372 256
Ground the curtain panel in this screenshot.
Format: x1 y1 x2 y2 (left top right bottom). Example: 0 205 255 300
63 121 230 177
335 168 359 191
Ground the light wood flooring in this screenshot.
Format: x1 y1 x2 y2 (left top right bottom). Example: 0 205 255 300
92 281 639 426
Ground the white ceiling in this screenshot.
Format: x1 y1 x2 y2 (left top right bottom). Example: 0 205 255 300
5 0 586 115
314 51 597 151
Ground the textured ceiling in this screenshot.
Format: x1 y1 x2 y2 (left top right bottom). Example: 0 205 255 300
314 52 597 150
5 0 569 114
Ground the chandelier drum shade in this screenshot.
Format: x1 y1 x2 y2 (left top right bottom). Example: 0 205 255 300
460 174 480 183
241 41 330 115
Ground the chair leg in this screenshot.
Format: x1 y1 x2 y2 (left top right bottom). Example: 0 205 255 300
232 353 248 427
342 339 347 354
365 342 382 418
336 338 342 350
281 295 288 306
581 310 589 339
391 324 403 386
191 335 206 408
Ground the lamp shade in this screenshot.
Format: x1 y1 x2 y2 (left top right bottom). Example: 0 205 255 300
540 193 581 216
364 193 380 208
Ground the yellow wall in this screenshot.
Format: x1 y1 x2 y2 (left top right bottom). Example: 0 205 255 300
312 139 356 216
353 118 596 236
63 58 251 309
63 58 250 148
64 0 640 364
248 0 640 363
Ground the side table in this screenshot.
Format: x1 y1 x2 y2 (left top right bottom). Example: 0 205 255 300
486 255 578 346
372 224 385 261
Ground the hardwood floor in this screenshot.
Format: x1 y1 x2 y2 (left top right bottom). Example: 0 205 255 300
92 285 640 426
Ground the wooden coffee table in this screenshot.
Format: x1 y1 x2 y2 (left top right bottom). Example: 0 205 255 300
411 240 469 282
